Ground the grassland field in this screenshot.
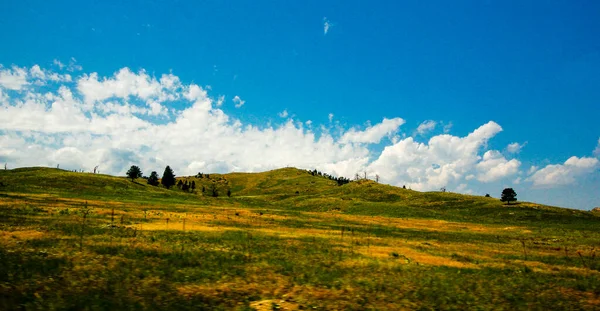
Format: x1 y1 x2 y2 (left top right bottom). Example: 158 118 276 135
1 167 600 310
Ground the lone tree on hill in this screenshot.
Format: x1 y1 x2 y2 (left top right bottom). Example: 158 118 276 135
147 171 159 186
126 165 143 182
501 188 517 205
161 166 176 189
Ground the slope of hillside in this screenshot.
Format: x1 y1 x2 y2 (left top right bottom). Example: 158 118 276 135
0 167 209 205
1 166 597 228
2 166 600 310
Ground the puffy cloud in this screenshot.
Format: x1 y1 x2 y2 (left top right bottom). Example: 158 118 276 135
416 120 436 135
475 150 520 182
594 138 600 157
507 142 526 154
0 66 29 90
232 95 245 108
367 121 504 190
77 68 180 104
528 156 599 187
0 64 532 192
278 109 289 118
30 65 46 80
340 118 405 144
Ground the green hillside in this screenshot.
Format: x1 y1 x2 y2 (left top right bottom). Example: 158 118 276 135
1 166 596 227
2 166 600 310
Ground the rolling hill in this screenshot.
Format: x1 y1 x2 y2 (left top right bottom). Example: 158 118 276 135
1 166 600 310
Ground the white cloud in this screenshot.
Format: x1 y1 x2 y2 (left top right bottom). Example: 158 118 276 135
529 156 599 187
67 57 83 72
30 65 46 80
216 95 225 107
528 166 538 174
594 138 600 157
507 142 526 154
0 66 29 90
416 120 436 135
340 118 405 144
475 150 520 182
367 121 505 190
278 109 288 118
443 122 453 133
78 68 160 103
53 59 65 70
232 95 245 108
323 17 333 35
0 64 546 192
184 84 208 103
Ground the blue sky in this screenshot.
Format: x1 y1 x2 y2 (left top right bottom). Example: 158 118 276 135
1 1 599 209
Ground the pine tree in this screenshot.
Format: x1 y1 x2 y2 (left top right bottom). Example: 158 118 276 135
161 166 176 189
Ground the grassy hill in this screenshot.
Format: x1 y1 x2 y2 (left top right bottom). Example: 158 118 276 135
1 167 600 310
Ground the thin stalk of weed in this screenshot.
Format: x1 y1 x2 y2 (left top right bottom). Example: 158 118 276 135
79 201 92 252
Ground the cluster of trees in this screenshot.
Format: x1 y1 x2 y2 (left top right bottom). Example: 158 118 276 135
126 165 177 189
126 165 233 197
196 172 210 179
177 180 196 192
309 169 351 186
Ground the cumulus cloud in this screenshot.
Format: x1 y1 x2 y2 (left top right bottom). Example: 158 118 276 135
232 95 245 108
594 138 600 157
0 66 29 90
529 156 599 187
77 68 179 104
0 64 539 193
475 150 520 182
416 120 436 135
368 121 505 190
507 142 526 154
278 109 288 118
